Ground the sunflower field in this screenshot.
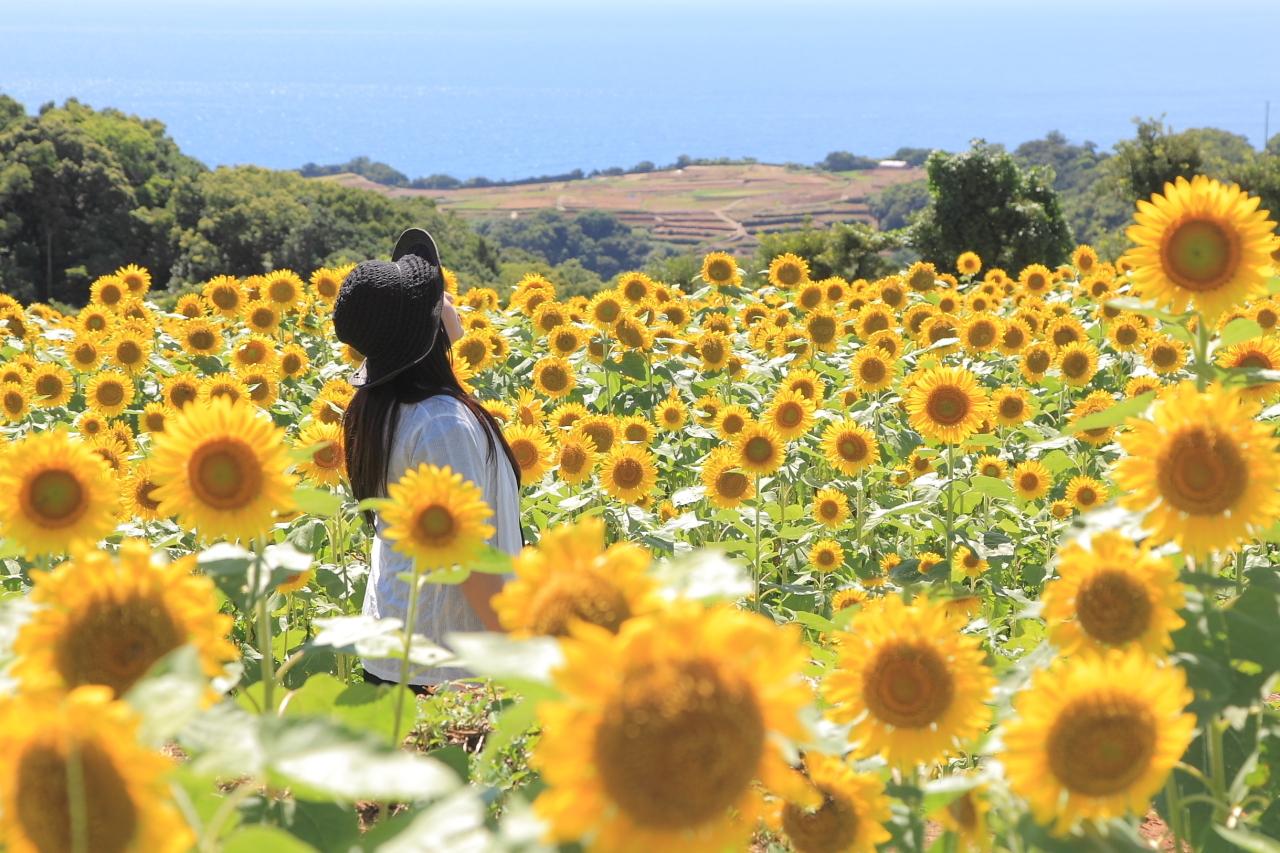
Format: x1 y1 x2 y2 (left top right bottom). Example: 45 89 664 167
1 174 1280 852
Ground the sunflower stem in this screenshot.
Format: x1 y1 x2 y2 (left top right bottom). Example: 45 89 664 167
255 589 275 715
1194 311 1211 392
1163 772 1186 850
1206 715 1229 821
753 472 762 613
390 565 424 747
66 741 88 853
944 443 956 567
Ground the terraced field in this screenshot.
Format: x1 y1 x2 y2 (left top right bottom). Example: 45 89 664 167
325 163 925 249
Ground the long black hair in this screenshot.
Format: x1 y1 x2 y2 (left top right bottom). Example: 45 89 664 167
343 330 519 525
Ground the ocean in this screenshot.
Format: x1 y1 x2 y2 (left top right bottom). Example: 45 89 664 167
2 0 1277 181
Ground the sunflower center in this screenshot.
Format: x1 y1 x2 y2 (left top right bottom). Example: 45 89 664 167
116 341 142 365
211 288 238 309
777 263 804 287
73 343 96 365
707 259 734 282
513 441 538 470
777 402 804 428
702 339 726 364
1019 473 1041 493
838 435 868 463
282 353 303 374
716 470 750 500
810 317 836 343
968 323 996 347
1238 353 1270 370
36 375 64 399
859 359 886 384
313 442 340 469
170 383 198 407
189 330 215 350
56 593 185 695
946 791 979 830
1027 273 1047 291
1075 569 1152 645
612 458 644 490
584 425 614 453
1047 695 1157 796
26 470 87 527
540 366 569 392
269 280 296 303
926 386 970 426
863 642 955 728
96 382 125 408
819 499 841 521
559 444 588 474
1076 486 1098 506
137 482 162 511
528 571 632 636
1116 325 1139 346
3 389 23 416
743 436 773 465
998 396 1024 419
16 741 139 853
594 658 765 829
188 439 263 510
1257 307 1278 328
1026 350 1051 373
1163 218 1239 292
864 313 889 334
1053 327 1080 347
981 463 1001 477
720 413 745 435
1158 426 1247 515
1061 352 1089 378
782 786 860 853
624 280 649 301
1151 345 1178 369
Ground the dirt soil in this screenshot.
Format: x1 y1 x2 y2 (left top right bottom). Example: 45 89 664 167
322 163 925 251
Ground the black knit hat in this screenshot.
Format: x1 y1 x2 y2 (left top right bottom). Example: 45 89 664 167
333 229 445 389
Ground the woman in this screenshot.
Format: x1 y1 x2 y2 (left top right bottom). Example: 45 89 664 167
335 228 521 690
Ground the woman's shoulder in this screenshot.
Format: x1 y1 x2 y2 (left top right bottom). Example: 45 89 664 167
400 395 487 439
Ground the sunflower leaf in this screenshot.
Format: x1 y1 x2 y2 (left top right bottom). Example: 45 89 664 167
1061 391 1154 435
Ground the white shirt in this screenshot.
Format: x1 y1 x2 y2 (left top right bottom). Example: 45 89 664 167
361 395 521 685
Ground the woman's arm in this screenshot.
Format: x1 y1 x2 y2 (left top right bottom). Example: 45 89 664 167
460 574 504 631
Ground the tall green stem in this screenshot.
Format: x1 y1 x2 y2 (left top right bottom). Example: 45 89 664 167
944 443 956 566
256 591 275 715
390 566 424 746
753 473 762 612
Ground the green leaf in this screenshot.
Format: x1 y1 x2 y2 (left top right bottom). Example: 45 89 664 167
309 615 455 668
968 475 1013 500
291 486 343 517
446 631 562 697
1063 392 1153 435
223 826 317 853
125 646 212 746
280 673 400 744
1220 317 1265 347
651 549 751 602
353 790 489 851
1214 826 1280 853
468 545 513 575
791 610 836 633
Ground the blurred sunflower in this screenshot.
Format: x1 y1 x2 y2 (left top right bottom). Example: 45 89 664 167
1001 650 1194 833
1114 381 1280 555
533 356 576 399
700 252 741 287
0 686 193 853
382 463 494 568
0 381 30 424
505 423 554 483
555 431 598 485
824 596 993 767
769 252 810 288
493 516 656 636
532 603 814 852
1043 532 1185 656
1064 475 1107 511
1217 336 1280 400
776 754 891 853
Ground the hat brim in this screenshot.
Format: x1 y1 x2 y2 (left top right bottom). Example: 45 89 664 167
392 227 442 268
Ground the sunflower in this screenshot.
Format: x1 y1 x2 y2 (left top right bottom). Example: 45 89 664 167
695 330 732 371
0 382 30 423
960 313 1001 353
1124 375 1161 400
1143 335 1187 375
1106 314 1146 351
1126 175 1278 320
954 546 988 579
0 686 194 853
956 251 982 276
769 253 810 288
550 401 589 431
712 403 749 440
1114 381 1280 555
975 454 1006 479
82 370 133 418
1011 459 1051 501
616 272 654 305
159 374 199 410
556 431 598 485
123 462 164 521
1018 264 1053 296
998 318 1032 355
905 366 990 445
601 445 657 504
767 389 815 441
931 784 991 852
261 269 304 309
243 300 281 335
547 325 586 358
809 539 845 573
493 517 656 637
991 385 1032 427
589 291 625 329
90 274 128 308
1043 532 1185 657
179 318 221 356
532 603 814 852
199 373 250 406
700 252 741 287
784 367 826 405
1013 345 1050 386
107 329 152 376
1066 390 1121 447
824 596 994 767
613 312 653 352
701 448 756 509
1056 341 1099 387
532 356 576 399
27 363 73 407
310 378 354 425
618 415 653 445
505 423 554 483
294 421 345 486
832 588 868 612
309 267 344 302
577 414 617 454
67 334 103 372
0 430 116 558
278 342 310 379
114 263 151 296
907 448 934 478
149 396 296 543
654 394 687 432
1001 649 1195 833
905 261 938 292
203 275 244 317
14 541 234 696
776 755 892 853
380 463 494 570
1065 475 1108 511
1218 336 1280 399
1050 499 1074 519
735 422 785 475
804 308 841 352
850 347 894 393
812 487 850 527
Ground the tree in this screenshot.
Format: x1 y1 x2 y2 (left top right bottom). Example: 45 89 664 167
0 93 24 134
867 180 929 230
912 142 1073 273
817 151 879 171
1109 117 1202 203
891 147 933 167
0 112 135 303
477 210 655 280
755 221 904 282
1234 154 1280 225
